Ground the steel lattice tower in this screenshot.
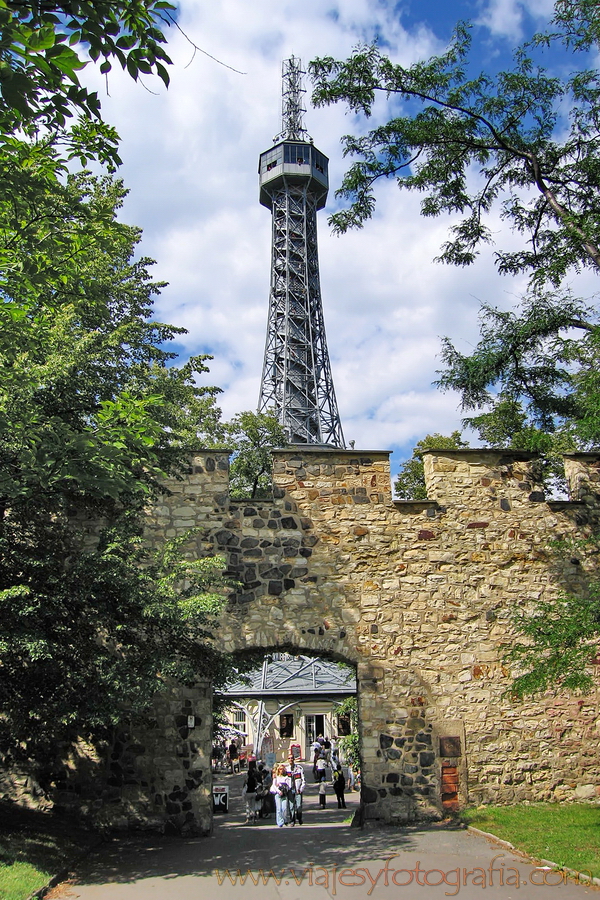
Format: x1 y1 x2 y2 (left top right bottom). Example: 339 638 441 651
258 57 345 448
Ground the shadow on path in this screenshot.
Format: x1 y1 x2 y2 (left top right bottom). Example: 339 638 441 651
72 774 422 884
51 774 595 898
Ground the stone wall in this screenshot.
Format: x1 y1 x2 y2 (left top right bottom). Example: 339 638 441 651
140 447 600 828
93 682 213 835
0 683 213 836
6 447 599 833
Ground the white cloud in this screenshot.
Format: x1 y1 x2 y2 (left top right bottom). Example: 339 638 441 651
476 0 554 41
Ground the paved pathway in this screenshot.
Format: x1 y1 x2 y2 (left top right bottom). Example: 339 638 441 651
50 773 598 900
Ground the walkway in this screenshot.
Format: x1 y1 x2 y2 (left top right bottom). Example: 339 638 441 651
50 773 598 899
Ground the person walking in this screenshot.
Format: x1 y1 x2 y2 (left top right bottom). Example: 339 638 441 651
228 740 239 774
312 741 321 782
285 751 306 825
347 763 355 791
332 763 347 809
315 754 327 783
257 763 272 818
330 736 339 765
270 763 291 827
242 759 259 824
318 780 327 808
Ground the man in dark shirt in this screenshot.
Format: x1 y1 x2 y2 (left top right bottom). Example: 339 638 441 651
228 740 239 774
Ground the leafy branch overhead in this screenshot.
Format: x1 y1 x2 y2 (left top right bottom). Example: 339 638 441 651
0 138 232 762
310 3 600 287
0 1 175 165
436 290 600 443
312 0 600 448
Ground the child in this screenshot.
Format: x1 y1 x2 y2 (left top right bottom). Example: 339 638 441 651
319 780 326 808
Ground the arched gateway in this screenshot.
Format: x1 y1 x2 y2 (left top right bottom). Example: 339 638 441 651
26 447 597 835
104 446 599 836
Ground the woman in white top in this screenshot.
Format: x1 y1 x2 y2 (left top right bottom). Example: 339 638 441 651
270 763 291 827
315 755 327 782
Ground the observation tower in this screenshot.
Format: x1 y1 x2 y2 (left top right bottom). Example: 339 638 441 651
257 57 345 447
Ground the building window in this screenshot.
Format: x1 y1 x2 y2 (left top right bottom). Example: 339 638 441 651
234 709 246 732
279 714 294 738
261 148 282 174
337 714 351 736
284 143 309 165
312 149 327 175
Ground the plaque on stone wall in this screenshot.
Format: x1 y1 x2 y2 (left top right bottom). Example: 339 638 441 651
441 765 460 811
439 736 461 757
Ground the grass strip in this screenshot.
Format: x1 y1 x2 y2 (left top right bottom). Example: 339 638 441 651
0 801 97 900
462 803 600 879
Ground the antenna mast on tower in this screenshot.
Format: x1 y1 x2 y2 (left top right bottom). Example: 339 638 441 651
257 57 345 447
276 55 310 142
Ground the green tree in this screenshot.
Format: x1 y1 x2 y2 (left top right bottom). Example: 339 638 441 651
436 290 600 447
0 140 232 763
394 432 468 499
0 523 231 762
506 537 600 697
310 1 600 445
223 411 287 500
0 0 175 167
310 4 600 283
335 697 359 769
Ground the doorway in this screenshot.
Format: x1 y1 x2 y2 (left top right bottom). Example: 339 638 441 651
305 713 325 757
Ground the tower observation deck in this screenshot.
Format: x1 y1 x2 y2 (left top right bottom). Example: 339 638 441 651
258 57 345 448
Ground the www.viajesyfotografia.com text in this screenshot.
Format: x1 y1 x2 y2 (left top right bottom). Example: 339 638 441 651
214 854 592 895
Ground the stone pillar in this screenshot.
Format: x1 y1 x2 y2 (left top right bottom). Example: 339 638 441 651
563 453 600 504
422 449 546 509
144 450 231 551
99 682 213 835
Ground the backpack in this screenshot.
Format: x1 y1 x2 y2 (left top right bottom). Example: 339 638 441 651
333 770 345 789
246 772 257 792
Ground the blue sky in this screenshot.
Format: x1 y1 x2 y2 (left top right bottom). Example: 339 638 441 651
81 0 596 481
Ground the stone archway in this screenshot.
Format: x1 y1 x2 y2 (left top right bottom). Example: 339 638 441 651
137 449 486 834
47 445 600 835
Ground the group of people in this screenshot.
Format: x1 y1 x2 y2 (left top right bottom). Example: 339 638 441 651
242 747 349 826
211 739 243 774
241 758 275 823
241 752 304 826
310 734 337 770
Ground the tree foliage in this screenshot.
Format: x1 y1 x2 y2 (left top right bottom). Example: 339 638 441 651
0 142 222 507
0 139 232 762
310 5 600 285
436 287 600 450
394 432 468 499
311 0 600 462
0 522 230 761
0 1 175 166
223 410 287 500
